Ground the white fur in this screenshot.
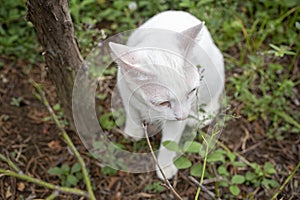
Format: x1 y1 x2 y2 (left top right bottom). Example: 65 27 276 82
109 11 224 180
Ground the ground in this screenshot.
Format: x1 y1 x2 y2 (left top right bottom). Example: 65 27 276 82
0 54 299 200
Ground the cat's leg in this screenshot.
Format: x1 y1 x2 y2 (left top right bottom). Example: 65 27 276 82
156 120 187 180
123 104 144 140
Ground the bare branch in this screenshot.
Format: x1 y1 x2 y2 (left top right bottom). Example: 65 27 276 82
142 123 183 200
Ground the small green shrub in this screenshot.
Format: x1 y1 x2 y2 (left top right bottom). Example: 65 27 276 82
10 97 24 107
0 1 39 61
43 103 69 127
144 181 166 193
164 138 279 197
48 163 83 187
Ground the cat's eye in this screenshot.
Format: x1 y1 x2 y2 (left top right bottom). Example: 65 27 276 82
158 101 171 107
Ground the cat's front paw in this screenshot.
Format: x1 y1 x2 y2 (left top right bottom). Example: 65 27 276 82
124 126 144 141
156 164 178 180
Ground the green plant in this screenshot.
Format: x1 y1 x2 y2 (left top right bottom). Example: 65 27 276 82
99 108 125 130
43 103 68 127
224 2 300 139
89 140 126 172
48 163 83 187
2 114 10 121
268 44 296 57
10 96 24 107
246 162 279 189
100 166 118 176
0 1 39 61
163 138 279 197
230 53 300 139
144 181 166 193
32 81 96 199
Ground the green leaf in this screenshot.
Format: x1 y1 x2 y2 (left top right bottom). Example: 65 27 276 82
101 166 118 176
43 116 52 121
174 156 192 169
251 163 263 176
53 103 61 111
71 163 81 174
99 112 116 130
232 161 247 167
231 175 245 184
66 174 78 186
263 162 276 174
190 164 203 177
183 141 202 153
112 142 125 150
229 185 240 196
271 109 300 129
227 152 236 162
61 164 70 174
144 181 166 192
219 180 229 187
207 150 225 163
245 171 257 181
48 167 64 175
75 171 83 180
162 140 180 152
262 178 279 189
217 165 229 176
296 21 300 30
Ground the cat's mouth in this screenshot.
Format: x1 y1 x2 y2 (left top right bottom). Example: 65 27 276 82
174 116 188 121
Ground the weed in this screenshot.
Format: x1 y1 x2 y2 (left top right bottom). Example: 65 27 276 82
100 166 118 176
48 162 83 187
0 1 40 62
164 138 280 197
43 103 69 127
3 115 10 121
10 97 24 107
144 181 166 193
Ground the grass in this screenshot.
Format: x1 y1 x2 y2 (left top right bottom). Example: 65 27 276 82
1 0 300 199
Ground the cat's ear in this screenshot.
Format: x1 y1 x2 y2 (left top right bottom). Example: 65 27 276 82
109 42 134 66
180 22 204 49
109 42 154 82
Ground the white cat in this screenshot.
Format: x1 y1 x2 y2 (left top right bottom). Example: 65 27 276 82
109 11 224 180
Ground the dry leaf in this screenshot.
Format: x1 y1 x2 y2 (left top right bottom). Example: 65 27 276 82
17 182 25 191
47 140 62 151
5 186 12 198
107 177 119 190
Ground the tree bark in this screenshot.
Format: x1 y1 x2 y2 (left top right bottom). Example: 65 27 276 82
26 0 82 129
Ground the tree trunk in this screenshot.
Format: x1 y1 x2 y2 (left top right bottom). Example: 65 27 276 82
26 0 82 129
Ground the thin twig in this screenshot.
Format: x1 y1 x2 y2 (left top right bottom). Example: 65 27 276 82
0 169 88 197
45 191 59 200
195 125 222 199
217 141 252 166
271 161 300 200
189 176 219 200
30 80 96 200
0 153 20 172
142 123 183 200
195 134 209 199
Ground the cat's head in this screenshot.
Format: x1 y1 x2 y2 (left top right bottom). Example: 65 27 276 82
109 24 203 121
